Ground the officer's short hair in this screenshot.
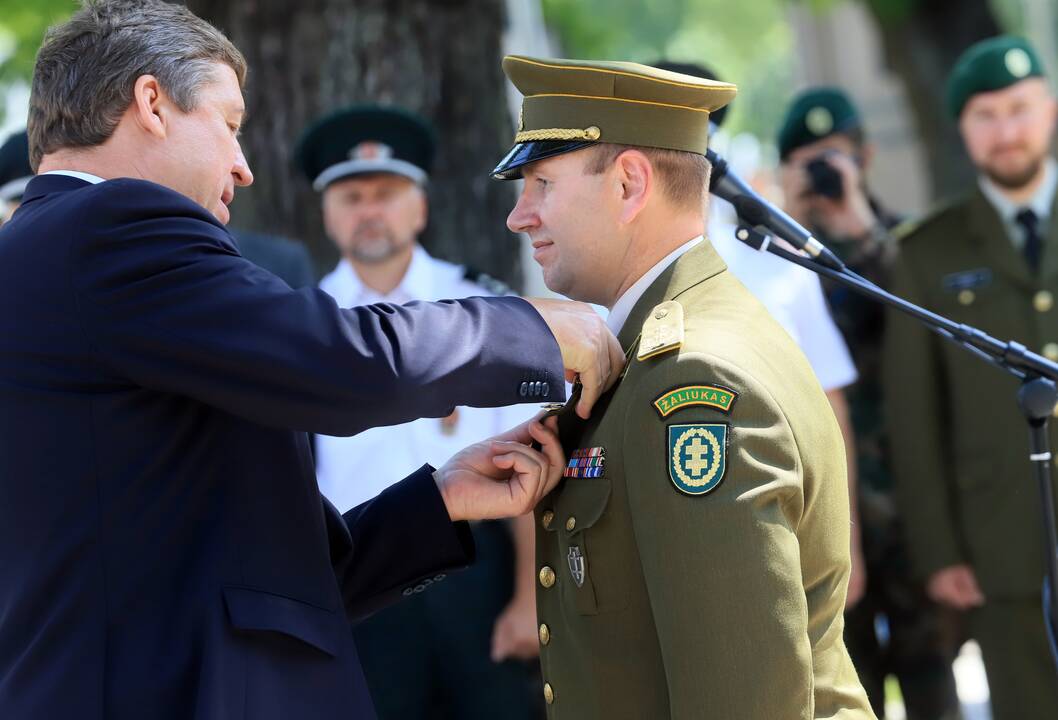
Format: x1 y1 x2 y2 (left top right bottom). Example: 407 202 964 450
583 143 710 211
28 0 246 170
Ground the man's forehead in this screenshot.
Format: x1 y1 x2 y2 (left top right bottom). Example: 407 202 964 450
965 77 1051 111
326 172 418 193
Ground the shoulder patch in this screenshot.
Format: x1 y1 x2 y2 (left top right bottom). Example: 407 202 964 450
637 300 684 361
668 423 728 496
653 384 738 417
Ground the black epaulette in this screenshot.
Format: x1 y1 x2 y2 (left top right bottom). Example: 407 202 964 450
463 266 513 296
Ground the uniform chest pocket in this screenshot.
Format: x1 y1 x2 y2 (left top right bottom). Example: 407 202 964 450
549 477 628 615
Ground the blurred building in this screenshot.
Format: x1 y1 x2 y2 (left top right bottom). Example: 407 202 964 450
787 1 930 217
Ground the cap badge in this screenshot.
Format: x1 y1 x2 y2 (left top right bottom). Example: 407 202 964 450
350 141 393 161
805 106 834 136
1005 48 1032 79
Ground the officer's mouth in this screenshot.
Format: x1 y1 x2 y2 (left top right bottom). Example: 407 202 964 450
531 239 555 263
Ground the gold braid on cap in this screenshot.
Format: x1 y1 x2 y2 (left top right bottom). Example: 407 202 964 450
514 125 602 143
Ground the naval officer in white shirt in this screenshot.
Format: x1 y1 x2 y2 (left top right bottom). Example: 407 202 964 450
295 105 545 720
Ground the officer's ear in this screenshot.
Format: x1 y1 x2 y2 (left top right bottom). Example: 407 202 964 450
412 184 428 235
613 149 652 224
858 142 875 172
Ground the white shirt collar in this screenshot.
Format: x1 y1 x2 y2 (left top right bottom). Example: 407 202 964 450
41 170 106 185
605 236 703 335
977 157 1057 223
324 244 435 306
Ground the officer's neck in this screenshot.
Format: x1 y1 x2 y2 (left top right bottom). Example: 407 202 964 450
607 209 704 309
347 244 416 297
986 160 1051 207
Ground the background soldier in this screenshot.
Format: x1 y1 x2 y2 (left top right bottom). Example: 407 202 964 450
778 88 960 719
884 35 1058 719
298 105 545 720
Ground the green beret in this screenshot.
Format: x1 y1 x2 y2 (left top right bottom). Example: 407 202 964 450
492 55 736 180
777 87 861 160
295 106 435 191
946 36 1045 118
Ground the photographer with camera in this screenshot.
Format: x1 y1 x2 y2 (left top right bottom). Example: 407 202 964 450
777 88 960 720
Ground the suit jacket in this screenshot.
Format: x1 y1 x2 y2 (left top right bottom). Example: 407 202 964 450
0 175 564 720
533 242 874 719
883 187 1058 598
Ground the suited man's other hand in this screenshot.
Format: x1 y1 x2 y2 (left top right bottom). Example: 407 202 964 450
435 417 564 522
525 298 624 419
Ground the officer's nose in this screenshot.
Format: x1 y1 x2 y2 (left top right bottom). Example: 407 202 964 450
507 188 539 234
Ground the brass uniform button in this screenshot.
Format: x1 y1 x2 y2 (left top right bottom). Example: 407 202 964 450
539 623 551 646
539 566 556 588
565 516 577 531
541 510 555 530
584 125 601 141
1036 290 1054 313
1044 343 1058 362
957 289 975 306
1051 403 1058 419
543 682 555 705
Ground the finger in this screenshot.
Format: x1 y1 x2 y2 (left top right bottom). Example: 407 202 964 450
528 421 565 471
493 419 534 445
500 446 549 509
575 365 603 420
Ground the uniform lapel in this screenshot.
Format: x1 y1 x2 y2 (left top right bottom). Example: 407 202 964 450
1040 190 1058 281
970 187 1035 290
615 240 728 352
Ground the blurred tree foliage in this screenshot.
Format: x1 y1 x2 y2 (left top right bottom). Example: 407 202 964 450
0 0 74 121
542 0 794 143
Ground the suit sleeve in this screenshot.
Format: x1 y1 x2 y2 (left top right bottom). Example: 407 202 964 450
882 250 965 579
69 182 563 436
621 353 848 718
324 464 474 620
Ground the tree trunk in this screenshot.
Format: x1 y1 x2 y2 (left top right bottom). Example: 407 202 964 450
865 0 1001 200
184 0 523 288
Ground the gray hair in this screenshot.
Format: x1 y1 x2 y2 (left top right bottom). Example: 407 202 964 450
28 0 247 170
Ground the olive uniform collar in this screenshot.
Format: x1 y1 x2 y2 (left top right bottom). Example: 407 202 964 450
970 184 1058 288
616 240 728 351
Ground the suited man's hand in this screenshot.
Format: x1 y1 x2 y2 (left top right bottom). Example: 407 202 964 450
525 298 624 419
435 416 565 522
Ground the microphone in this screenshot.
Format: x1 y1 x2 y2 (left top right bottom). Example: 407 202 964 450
705 146 845 272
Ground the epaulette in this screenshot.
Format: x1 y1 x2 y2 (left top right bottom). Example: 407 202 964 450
891 196 963 244
463 266 512 296
637 300 684 361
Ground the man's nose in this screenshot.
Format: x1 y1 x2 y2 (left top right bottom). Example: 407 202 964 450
507 191 537 234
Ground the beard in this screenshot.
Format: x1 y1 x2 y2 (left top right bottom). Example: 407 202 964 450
347 221 405 264
980 147 1047 190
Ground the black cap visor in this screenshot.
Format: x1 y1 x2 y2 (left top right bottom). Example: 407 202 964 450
491 140 597 180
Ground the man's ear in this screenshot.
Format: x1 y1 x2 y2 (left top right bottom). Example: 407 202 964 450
131 75 168 140
614 149 653 224
412 186 429 235
859 142 875 172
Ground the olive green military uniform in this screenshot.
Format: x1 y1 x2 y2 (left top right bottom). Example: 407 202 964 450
883 35 1058 720
778 88 961 719
533 241 875 718
883 188 1058 719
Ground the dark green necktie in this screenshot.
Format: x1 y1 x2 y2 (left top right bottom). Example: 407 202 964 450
1016 207 1042 273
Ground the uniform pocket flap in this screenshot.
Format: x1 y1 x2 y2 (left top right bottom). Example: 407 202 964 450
223 585 344 657
554 477 611 533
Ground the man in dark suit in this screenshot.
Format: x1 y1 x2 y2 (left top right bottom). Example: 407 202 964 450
0 2 623 719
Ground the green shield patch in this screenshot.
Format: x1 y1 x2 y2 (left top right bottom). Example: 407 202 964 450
668 424 727 496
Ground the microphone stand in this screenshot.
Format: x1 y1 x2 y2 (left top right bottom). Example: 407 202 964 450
730 218 1058 673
